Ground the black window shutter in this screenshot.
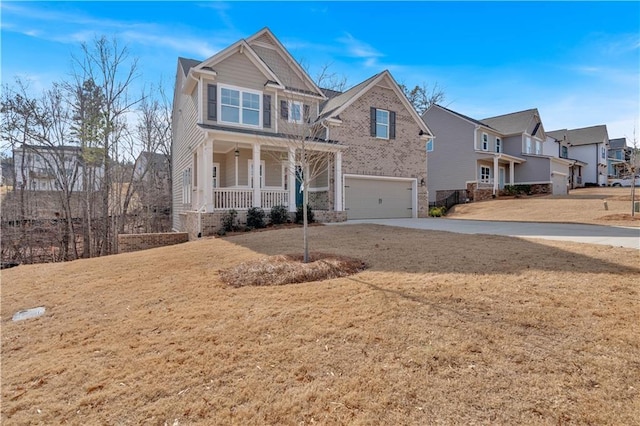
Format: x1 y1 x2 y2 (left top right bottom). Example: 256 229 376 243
390 111 396 139
207 84 217 121
303 104 310 122
280 100 288 120
370 107 376 136
263 94 271 128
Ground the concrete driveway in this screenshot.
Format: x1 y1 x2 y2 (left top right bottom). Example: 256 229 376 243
332 218 640 250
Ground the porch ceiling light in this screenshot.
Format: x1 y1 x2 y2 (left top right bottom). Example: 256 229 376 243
234 146 240 157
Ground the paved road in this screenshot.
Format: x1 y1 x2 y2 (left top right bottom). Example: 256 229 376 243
331 218 640 250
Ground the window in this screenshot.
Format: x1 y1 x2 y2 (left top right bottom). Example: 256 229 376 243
535 140 542 155
495 138 501 153
219 85 261 127
480 166 491 183
426 139 434 152
561 146 568 158
482 133 489 151
370 107 395 139
288 101 302 124
524 136 532 154
182 168 192 204
601 146 606 160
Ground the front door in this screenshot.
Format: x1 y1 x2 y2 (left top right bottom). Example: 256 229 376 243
295 166 303 206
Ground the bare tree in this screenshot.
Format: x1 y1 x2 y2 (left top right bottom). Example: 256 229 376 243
399 82 446 115
70 36 140 254
629 129 638 217
267 92 333 263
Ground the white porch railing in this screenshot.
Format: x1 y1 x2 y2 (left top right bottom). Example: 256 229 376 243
212 189 289 210
261 190 288 209
213 189 253 210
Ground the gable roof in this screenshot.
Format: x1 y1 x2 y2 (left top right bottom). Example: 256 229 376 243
563 125 609 146
609 137 627 150
547 129 568 142
317 70 433 137
425 104 496 131
481 108 543 137
178 57 201 76
246 28 326 99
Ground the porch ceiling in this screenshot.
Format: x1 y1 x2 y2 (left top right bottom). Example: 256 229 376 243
476 152 526 164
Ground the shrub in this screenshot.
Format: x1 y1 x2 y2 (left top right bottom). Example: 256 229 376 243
295 204 315 224
429 206 446 217
246 207 266 229
269 205 290 225
504 184 531 196
221 209 238 233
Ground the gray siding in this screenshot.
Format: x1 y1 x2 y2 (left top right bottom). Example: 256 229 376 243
515 155 551 183
422 106 478 202
502 135 524 156
252 45 308 90
214 52 268 92
172 70 202 230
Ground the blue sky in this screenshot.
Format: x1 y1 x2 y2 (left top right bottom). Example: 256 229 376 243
2 1 639 140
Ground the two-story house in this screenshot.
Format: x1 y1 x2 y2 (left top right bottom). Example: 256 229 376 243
172 28 433 237
13 144 101 192
547 125 609 186
607 137 630 179
422 105 570 203
543 132 587 190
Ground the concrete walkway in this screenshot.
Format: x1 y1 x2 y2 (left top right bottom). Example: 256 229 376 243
330 218 640 250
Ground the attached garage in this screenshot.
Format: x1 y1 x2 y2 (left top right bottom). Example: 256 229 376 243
344 175 416 219
551 172 568 195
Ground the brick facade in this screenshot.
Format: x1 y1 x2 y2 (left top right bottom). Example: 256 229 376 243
118 232 189 253
331 83 429 217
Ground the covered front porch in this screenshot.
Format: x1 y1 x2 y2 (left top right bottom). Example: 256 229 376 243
185 130 346 236
472 153 525 200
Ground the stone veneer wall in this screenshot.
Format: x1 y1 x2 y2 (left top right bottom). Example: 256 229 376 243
181 209 347 239
118 232 189 253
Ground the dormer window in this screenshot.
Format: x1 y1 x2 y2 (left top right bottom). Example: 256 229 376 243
218 84 261 127
561 146 568 158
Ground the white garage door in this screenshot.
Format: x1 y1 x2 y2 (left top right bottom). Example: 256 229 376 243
345 176 414 219
552 174 567 195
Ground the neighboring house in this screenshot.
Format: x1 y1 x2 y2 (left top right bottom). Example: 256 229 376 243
133 151 171 211
547 125 609 186
543 131 588 190
172 27 433 237
13 144 101 192
607 137 630 178
422 105 571 203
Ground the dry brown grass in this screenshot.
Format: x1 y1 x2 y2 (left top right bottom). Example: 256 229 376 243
220 253 366 287
448 186 640 227
2 225 640 425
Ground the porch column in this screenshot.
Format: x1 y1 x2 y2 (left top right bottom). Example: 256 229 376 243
334 151 343 211
203 139 213 211
288 147 296 212
253 144 261 208
510 160 515 185
493 155 499 195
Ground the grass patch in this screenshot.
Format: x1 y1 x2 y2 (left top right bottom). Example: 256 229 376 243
220 252 366 287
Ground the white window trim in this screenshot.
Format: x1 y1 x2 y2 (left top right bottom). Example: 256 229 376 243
482 133 489 151
376 109 390 140
288 100 303 124
218 83 262 128
480 165 491 183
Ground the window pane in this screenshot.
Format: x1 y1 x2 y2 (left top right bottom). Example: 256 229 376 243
376 110 388 125
221 105 239 123
221 88 239 106
376 123 388 138
243 92 259 109
291 103 302 121
243 109 259 126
